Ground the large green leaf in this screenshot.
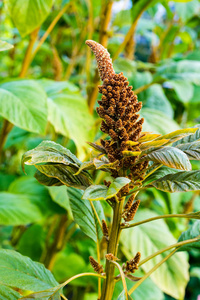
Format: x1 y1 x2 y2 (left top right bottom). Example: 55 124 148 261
48 186 71 212
150 170 200 193
173 125 200 146
39 79 94 155
175 0 200 22
155 128 198 143
22 141 92 189
34 170 63 187
83 177 130 201
35 163 92 190
144 84 173 118
68 187 105 242
0 40 13 51
0 249 59 291
22 140 82 169
156 60 200 85
114 273 164 300
141 108 180 135
8 176 63 216
0 80 47 134
177 221 200 251
121 209 189 299
168 80 194 103
144 147 191 171
0 285 21 300
176 141 200 160
143 166 179 185
5 0 53 37
0 192 43 225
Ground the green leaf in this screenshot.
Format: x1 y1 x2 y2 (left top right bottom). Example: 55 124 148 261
22 140 82 170
68 187 105 242
8 176 62 217
5 0 53 37
0 192 43 225
0 249 59 291
150 170 200 193
144 147 191 171
156 60 200 85
176 141 200 160
0 40 13 51
74 161 95 175
0 80 47 134
83 177 130 201
117 290 133 300
121 209 189 299
173 125 200 146
139 133 161 143
0 285 21 300
145 84 174 118
175 0 200 22
34 170 63 186
93 158 120 170
141 108 180 135
155 128 198 143
20 287 62 299
48 186 71 212
22 141 92 189
114 272 164 300
40 79 94 155
131 0 159 23
18 224 44 262
140 139 169 151
168 80 194 103
35 163 92 190
177 221 200 251
87 142 107 154
143 166 179 185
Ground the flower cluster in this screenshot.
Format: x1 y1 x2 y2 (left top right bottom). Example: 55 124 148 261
125 252 141 274
86 40 148 180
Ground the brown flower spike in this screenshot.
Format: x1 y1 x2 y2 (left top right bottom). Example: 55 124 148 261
86 40 147 180
89 256 104 274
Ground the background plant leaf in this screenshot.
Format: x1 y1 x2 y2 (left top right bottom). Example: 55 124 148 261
0 249 59 292
0 40 13 51
120 209 189 299
4 0 53 37
0 80 47 134
177 221 200 251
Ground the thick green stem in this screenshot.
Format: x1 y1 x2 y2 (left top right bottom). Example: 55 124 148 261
101 198 124 300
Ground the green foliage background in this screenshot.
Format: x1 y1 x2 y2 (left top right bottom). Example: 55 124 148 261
0 0 200 299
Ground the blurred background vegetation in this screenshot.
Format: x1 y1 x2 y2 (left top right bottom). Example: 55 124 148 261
0 0 200 299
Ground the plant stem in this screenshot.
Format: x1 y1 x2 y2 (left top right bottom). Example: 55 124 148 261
139 236 200 267
101 198 125 300
110 260 129 300
31 2 71 60
97 238 102 299
121 213 199 229
128 248 178 294
0 119 13 160
19 27 40 78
